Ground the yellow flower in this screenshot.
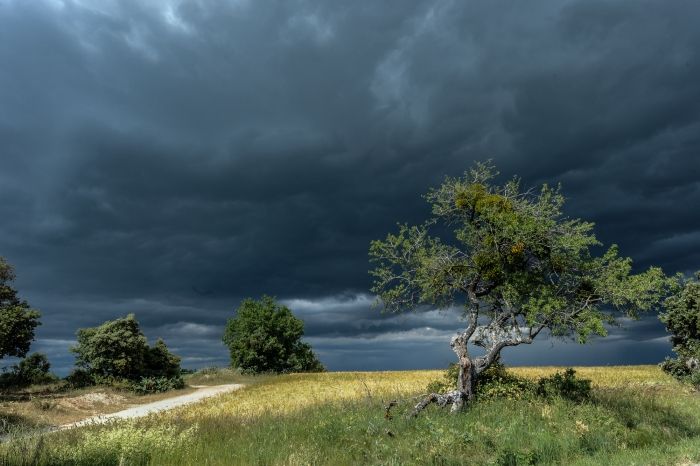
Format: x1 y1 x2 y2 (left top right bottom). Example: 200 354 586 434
575 420 589 435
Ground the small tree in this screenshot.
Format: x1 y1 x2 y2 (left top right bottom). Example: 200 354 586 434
660 272 700 384
0 257 41 359
370 162 670 413
223 296 324 373
71 314 181 381
16 352 53 383
0 352 56 388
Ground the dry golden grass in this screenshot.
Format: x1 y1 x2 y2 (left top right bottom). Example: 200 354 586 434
177 370 442 422
174 365 681 425
511 365 676 388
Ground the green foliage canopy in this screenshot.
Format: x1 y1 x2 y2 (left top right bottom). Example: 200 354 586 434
223 296 324 374
370 162 671 377
71 314 181 381
0 257 41 359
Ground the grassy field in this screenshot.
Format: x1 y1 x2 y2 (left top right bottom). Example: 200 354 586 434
2 366 699 465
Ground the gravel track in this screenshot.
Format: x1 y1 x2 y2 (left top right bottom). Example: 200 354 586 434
59 383 244 430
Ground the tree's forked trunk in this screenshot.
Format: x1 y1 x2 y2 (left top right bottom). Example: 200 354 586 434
409 331 477 417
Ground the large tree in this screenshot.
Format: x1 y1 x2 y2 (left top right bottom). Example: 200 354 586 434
223 296 324 373
0 257 41 359
370 162 670 413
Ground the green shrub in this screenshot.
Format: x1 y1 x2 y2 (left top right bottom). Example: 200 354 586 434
536 368 591 402
16 353 57 385
427 364 591 403
90 374 134 391
65 370 184 394
130 376 185 395
0 353 57 388
660 357 691 379
688 371 700 388
426 361 536 401
425 363 459 393
64 368 94 388
476 363 536 401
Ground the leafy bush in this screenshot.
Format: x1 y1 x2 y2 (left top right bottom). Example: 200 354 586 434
64 368 94 389
476 363 536 401
15 353 56 385
425 363 459 394
130 376 185 395
426 361 536 401
65 371 184 394
427 363 591 403
90 375 134 391
0 353 57 388
660 357 691 379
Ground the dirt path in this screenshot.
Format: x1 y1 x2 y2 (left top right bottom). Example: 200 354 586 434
59 384 244 430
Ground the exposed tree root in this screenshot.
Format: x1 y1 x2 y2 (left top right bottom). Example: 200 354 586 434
409 390 464 417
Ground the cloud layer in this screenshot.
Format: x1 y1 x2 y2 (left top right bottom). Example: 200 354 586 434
1 0 697 373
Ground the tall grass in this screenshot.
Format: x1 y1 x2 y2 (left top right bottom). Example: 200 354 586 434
2 366 698 466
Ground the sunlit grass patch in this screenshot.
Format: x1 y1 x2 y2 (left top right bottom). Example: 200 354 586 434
511 365 677 388
176 370 441 422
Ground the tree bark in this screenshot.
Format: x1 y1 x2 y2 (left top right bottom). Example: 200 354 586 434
448 328 477 411
409 326 478 416
453 354 476 412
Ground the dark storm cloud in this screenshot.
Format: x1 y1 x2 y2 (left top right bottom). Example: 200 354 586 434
1 0 698 372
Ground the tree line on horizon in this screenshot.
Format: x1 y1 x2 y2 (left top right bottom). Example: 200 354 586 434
0 256 323 392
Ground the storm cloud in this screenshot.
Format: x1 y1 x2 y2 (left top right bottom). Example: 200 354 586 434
1 0 699 373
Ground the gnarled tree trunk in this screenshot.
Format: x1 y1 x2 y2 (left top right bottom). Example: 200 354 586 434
451 336 476 412
410 323 479 416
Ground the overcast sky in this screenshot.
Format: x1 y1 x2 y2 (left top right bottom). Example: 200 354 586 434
1 0 699 374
